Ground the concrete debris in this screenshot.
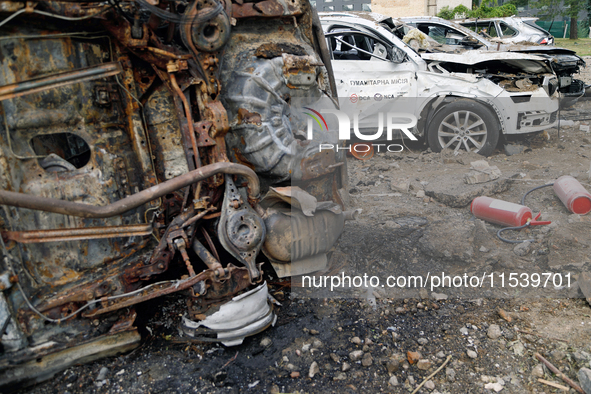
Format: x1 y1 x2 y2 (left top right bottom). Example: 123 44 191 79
513 241 531 256
531 364 545 378
308 361 319 378
511 341 525 356
391 180 410 193
95 367 109 387
97 367 109 381
578 367 591 394
432 292 448 300
361 353 373 367
550 349 566 361
487 324 502 339
333 372 347 381
577 272 591 306
484 382 504 391
504 144 525 156
573 350 591 364
425 174 513 207
386 359 400 373
349 350 364 362
446 368 456 382
417 359 432 370
389 376 399 386
464 160 502 184
419 287 429 299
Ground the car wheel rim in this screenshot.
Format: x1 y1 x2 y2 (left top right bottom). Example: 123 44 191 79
437 110 488 153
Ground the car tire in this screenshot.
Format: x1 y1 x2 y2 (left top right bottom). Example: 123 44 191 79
427 99 500 156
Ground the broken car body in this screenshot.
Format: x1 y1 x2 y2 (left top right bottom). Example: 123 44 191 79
320 12 565 156
0 0 351 389
396 16 585 104
455 16 554 46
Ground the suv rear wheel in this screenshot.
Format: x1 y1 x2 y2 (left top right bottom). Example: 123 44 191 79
427 99 500 156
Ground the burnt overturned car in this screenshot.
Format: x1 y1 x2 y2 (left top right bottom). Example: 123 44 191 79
0 0 350 389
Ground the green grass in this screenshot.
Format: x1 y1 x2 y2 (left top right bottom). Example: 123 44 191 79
554 38 591 56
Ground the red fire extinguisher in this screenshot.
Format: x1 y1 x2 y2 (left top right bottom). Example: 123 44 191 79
470 196 533 227
553 176 591 215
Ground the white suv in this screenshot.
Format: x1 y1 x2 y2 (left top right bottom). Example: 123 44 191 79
320 12 561 156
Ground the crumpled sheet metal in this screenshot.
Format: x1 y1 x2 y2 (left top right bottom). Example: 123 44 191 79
263 186 343 216
181 282 276 346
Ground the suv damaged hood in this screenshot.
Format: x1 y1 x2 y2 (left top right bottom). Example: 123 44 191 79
503 46 585 67
421 51 553 73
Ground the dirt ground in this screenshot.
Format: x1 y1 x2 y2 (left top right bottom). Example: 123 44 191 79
15 99 591 394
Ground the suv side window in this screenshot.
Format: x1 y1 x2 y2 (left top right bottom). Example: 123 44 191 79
415 23 467 45
476 21 498 38
326 29 406 63
499 22 517 37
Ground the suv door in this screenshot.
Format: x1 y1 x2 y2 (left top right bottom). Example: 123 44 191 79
325 27 418 138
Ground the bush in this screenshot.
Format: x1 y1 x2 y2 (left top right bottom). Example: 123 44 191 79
453 4 470 17
437 6 455 20
437 3 516 19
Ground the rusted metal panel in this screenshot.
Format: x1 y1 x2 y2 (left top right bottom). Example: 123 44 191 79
0 0 348 386
0 163 261 217
2 224 153 243
231 0 303 18
0 62 123 101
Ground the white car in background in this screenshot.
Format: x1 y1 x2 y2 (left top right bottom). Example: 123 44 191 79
320 12 561 156
396 16 584 106
455 16 554 46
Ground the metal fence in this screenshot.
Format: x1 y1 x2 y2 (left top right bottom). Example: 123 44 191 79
536 20 590 39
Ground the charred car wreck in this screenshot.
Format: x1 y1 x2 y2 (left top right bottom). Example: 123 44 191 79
0 0 351 389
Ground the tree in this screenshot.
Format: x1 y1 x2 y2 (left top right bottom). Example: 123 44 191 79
531 0 584 39
564 0 584 39
436 2 516 19
529 0 561 31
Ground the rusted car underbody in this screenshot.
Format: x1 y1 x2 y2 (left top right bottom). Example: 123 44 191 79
0 0 350 389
